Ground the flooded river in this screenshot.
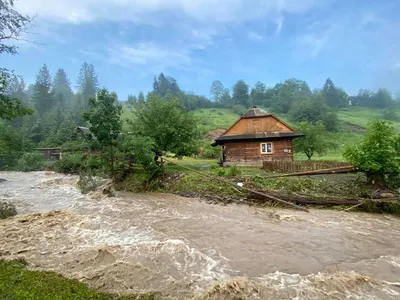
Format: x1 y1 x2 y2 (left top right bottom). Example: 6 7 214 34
1 171 400 299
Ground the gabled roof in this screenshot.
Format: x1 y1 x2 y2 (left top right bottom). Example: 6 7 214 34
221 106 296 136
241 106 270 118
212 106 304 146
212 132 304 146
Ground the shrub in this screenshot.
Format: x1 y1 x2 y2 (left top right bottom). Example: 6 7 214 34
16 152 44 172
382 109 398 121
227 165 242 176
344 120 400 187
53 153 83 174
202 143 220 159
0 202 17 219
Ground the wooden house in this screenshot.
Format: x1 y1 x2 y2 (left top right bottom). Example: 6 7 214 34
212 106 304 166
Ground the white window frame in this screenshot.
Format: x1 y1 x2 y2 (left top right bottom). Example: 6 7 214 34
260 142 273 154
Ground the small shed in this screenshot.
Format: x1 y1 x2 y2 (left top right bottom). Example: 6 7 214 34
212 106 304 166
35 148 62 160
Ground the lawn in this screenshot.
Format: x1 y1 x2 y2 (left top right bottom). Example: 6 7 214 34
192 108 240 131
337 107 400 132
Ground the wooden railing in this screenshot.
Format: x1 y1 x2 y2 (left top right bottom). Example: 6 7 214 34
262 160 351 173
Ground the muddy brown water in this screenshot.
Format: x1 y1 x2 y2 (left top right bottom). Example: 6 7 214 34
1 171 400 299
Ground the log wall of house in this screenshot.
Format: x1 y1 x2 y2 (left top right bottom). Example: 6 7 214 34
224 139 293 166
225 116 292 135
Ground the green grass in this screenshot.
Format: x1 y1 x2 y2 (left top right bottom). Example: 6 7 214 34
0 260 157 300
337 107 400 132
192 108 240 131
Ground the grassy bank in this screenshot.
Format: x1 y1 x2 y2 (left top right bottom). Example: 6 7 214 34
0 260 157 300
115 157 399 212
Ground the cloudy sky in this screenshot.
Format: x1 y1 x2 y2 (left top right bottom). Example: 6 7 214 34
4 0 400 99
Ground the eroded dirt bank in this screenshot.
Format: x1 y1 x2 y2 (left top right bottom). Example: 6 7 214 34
1 171 400 299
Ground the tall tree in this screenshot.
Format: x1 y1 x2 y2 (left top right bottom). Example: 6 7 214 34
157 73 169 97
76 62 98 108
53 68 73 107
270 78 312 113
322 78 348 108
289 94 339 131
0 0 32 56
210 80 224 103
4 74 28 104
250 81 266 106
0 0 33 120
138 91 145 104
132 94 201 156
372 88 393 108
127 94 137 105
0 72 32 120
221 88 231 106
32 64 53 115
82 89 122 176
153 75 159 93
232 80 250 107
167 76 180 95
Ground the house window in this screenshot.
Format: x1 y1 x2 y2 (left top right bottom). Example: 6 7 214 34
261 142 273 154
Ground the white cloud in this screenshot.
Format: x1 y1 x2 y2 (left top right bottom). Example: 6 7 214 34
247 31 264 42
15 0 320 24
107 42 192 73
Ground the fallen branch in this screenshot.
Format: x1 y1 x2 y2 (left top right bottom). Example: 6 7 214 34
248 191 399 206
263 166 358 179
163 158 309 212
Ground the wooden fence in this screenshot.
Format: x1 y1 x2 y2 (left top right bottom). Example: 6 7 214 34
262 160 351 173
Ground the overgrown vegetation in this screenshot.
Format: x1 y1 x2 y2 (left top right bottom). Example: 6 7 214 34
344 120 400 187
0 260 158 300
294 122 338 160
16 152 44 171
0 202 17 219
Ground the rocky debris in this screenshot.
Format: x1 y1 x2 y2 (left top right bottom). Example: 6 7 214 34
0 178 6 184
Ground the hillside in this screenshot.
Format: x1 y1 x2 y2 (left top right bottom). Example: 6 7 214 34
121 104 400 161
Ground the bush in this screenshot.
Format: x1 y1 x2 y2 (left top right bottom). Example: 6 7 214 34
53 153 83 174
344 120 400 187
16 152 44 172
382 109 398 121
227 165 241 176
202 143 220 159
0 202 17 219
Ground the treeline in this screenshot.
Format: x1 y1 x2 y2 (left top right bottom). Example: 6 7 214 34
128 73 213 111
0 62 101 168
128 74 400 117
4 63 98 146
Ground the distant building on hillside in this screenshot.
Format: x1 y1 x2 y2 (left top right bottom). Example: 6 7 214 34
212 106 304 166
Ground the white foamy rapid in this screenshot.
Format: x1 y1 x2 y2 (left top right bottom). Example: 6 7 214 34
1 171 400 299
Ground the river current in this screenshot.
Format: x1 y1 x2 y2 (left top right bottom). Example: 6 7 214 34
1 171 400 299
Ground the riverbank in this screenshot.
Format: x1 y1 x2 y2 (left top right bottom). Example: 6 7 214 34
115 163 400 213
